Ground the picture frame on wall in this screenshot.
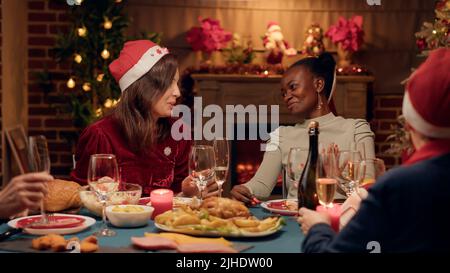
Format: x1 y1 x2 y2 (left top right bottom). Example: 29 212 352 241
4 125 30 174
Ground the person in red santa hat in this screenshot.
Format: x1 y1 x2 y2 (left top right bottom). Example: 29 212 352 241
298 48 450 252
262 21 297 64
71 40 209 197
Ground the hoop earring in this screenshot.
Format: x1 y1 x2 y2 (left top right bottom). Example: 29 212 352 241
317 93 323 110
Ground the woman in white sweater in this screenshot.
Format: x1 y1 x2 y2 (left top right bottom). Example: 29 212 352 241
231 52 375 203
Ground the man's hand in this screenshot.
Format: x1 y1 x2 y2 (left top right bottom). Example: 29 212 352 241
0 172 53 219
230 184 253 204
297 207 331 235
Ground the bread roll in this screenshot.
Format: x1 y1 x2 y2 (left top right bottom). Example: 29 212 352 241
44 179 82 212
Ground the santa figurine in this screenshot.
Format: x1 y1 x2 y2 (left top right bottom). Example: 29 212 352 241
262 21 297 64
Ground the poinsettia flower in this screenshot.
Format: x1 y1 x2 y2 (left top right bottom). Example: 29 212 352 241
326 15 364 52
186 17 232 53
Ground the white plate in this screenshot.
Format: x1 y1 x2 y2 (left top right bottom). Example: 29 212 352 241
260 199 298 216
154 218 284 238
8 214 96 235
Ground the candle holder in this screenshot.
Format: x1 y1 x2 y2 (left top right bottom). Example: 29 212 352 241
316 203 342 232
150 189 173 219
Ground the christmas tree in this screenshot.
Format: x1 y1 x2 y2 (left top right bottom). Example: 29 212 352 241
415 0 449 56
52 0 160 129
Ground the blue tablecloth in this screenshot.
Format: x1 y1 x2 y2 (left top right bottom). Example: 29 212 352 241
0 207 304 253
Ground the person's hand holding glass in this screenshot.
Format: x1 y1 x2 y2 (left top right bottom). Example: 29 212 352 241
87 154 119 237
213 139 229 198
189 145 216 201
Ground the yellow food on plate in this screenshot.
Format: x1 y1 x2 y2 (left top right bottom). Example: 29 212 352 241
144 232 233 246
154 202 283 236
200 197 250 219
232 218 260 228
111 205 145 213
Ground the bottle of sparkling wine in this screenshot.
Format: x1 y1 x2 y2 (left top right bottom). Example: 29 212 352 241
297 121 320 210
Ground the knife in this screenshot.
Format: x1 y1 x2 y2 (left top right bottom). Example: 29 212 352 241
0 228 23 242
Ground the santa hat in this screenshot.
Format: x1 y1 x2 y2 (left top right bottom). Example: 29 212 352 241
109 40 169 92
402 48 450 138
267 21 281 33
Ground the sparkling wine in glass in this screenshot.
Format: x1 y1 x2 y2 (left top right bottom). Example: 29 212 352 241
336 150 363 197
28 135 51 224
316 151 338 208
87 154 119 237
213 139 229 198
189 145 216 201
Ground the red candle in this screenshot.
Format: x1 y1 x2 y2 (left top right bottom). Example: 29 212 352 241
150 189 173 219
316 203 342 232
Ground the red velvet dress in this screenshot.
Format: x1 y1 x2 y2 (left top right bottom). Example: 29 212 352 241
70 115 192 195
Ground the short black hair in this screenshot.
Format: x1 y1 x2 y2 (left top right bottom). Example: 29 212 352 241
288 52 336 98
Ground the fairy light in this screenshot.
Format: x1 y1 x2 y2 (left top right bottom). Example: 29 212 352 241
104 18 113 30
432 29 437 35
101 48 110 59
95 108 102 117
96 73 104 82
82 82 91 92
74 0 83 4
74 53 82 63
77 26 87 37
67 77 76 89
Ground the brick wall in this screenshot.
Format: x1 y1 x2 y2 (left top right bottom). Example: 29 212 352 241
28 0 74 178
371 94 404 168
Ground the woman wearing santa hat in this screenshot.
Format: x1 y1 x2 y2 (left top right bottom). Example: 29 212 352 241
70 40 198 196
231 52 376 203
298 48 450 252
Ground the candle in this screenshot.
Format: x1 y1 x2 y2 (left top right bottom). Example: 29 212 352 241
316 203 342 232
150 189 173 219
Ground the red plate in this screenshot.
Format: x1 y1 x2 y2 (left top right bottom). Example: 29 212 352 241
267 200 289 210
138 197 151 205
17 215 86 229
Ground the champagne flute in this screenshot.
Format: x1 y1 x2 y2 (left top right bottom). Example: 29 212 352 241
336 150 364 197
213 139 229 198
28 135 51 224
359 158 386 187
287 147 308 199
87 154 119 237
316 151 338 208
189 145 216 201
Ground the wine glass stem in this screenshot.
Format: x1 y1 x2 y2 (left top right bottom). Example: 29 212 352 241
101 200 107 229
41 201 48 224
217 182 223 198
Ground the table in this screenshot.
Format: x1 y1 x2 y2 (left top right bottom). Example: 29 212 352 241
0 207 304 253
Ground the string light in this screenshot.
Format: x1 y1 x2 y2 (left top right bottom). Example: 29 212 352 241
67 77 76 89
96 73 104 82
82 82 91 92
95 108 102 117
74 53 82 63
432 29 437 34
104 99 120 108
74 0 83 4
101 48 110 59
77 26 87 37
104 18 113 30
115 0 122 3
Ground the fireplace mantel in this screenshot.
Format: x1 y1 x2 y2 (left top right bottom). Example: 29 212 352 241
191 74 375 124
